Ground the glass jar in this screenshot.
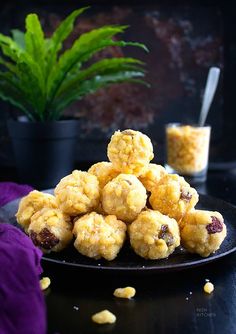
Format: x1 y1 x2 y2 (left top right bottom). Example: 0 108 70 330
166 123 211 183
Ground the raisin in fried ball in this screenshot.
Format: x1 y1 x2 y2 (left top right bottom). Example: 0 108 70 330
129 210 180 259
102 174 147 223
149 174 199 223
16 190 57 232
107 129 154 176
88 161 119 189
28 208 73 252
73 212 127 261
139 163 167 192
180 210 227 257
55 170 100 216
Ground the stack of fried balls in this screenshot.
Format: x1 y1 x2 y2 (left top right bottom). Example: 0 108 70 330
16 129 227 261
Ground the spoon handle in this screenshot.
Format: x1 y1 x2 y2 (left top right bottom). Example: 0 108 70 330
199 67 220 127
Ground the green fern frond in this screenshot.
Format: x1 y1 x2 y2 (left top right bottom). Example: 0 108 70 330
0 8 149 121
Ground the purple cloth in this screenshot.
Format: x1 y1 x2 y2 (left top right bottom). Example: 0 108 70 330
0 224 46 334
0 182 33 207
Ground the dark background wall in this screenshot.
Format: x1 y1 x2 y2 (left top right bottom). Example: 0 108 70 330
0 0 235 168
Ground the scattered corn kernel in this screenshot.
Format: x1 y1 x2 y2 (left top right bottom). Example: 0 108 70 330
113 286 136 299
40 277 51 290
92 310 116 324
204 282 214 294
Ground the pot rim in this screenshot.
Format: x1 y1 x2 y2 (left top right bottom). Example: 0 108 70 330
7 117 80 125
7 118 80 139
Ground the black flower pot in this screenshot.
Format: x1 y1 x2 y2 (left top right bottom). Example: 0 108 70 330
7 119 79 189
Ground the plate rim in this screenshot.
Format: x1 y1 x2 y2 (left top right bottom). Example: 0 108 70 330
41 246 236 272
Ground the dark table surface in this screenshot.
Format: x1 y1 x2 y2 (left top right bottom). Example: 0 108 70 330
2 167 236 334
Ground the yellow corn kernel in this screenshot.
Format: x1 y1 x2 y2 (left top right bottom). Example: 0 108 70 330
40 277 51 290
92 310 116 324
203 282 214 294
113 286 136 299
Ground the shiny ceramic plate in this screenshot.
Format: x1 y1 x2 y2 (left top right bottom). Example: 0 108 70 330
1 191 236 272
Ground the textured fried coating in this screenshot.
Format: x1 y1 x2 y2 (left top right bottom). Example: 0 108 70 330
102 174 147 223
107 129 154 176
73 212 126 261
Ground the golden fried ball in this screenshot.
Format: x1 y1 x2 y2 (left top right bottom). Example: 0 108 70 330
55 170 100 216
180 210 227 257
28 208 73 252
107 129 154 176
73 212 127 261
149 174 199 223
88 161 119 189
102 174 147 223
139 163 167 192
129 210 180 259
16 190 57 232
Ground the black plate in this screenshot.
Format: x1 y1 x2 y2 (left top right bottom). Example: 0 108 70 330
1 191 236 272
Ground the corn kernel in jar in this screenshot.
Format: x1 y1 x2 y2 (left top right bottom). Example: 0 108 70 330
166 124 211 175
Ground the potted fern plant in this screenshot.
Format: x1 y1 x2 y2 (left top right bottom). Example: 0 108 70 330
0 7 148 189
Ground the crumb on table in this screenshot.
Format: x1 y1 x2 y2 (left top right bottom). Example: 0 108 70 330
113 286 136 299
40 277 51 290
204 282 214 294
92 310 116 324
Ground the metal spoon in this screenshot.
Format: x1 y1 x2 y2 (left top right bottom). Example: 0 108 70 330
198 67 220 127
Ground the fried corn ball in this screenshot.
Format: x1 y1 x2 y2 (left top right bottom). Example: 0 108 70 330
139 163 167 192
149 174 199 223
129 210 180 259
73 212 127 261
102 174 147 223
16 190 57 232
107 129 154 176
28 208 73 252
88 161 119 189
88 162 119 214
55 170 100 216
180 210 227 257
